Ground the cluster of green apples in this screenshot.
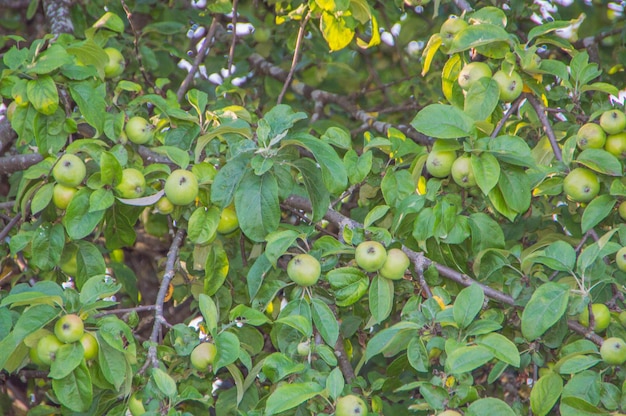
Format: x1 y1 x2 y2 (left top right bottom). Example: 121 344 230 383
564 109 626 205
30 314 98 367
354 241 411 280
576 301 626 365
426 140 476 188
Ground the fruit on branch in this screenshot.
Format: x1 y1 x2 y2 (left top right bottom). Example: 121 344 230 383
125 116 154 145
578 303 611 332
604 132 626 159
128 392 146 416
287 253 321 286
80 332 99 361
115 168 146 199
217 206 239 234
619 201 626 221
335 395 368 416
52 184 78 210
379 248 411 280
190 342 217 371
600 109 626 134
451 155 476 188
52 154 86 187
55 314 85 343
439 15 468 46
426 150 457 178
576 123 606 150
104 47 125 78
164 169 199 205
296 340 311 356
155 196 174 214
492 70 523 102
355 241 387 272
562 168 599 203
457 62 492 91
616 246 626 272
600 337 626 365
36 334 64 365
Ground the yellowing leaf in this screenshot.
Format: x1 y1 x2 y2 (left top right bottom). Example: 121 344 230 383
356 14 380 49
320 12 355 51
421 34 442 76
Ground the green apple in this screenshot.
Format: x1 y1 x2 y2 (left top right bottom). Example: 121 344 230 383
563 168 599 203
600 109 626 134
52 184 78 210
451 155 476 188
80 332 99 361
576 123 606 150
492 70 523 102
619 201 626 221
55 314 85 343
335 395 368 416
128 392 146 416
355 241 387 272
605 132 626 159
439 16 467 46
253 28 271 43
36 334 64 365
458 62 492 91
600 337 626 365
217 206 239 234
52 154 86 187
190 342 217 371
616 246 626 272
287 253 321 286
125 116 154 145
115 168 146 199
164 169 199 205
379 248 411 280
619 310 626 327
426 150 457 178
437 411 462 416
155 196 174 214
296 341 311 356
578 303 611 332
104 47 125 78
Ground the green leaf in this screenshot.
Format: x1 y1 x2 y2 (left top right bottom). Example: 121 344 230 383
265 230 299 266
488 135 534 167
49 343 84 379
476 333 520 367
327 267 369 307
188 206 220 245
152 146 190 169
264 382 323 416
262 353 306 383
194 119 252 163
234 172 280 242
467 398 516 416
576 149 622 176
407 336 429 372
530 372 563 416
31 182 53 214
199 294 219 336
275 314 312 337
468 212 505 252
448 23 512 54
581 194 616 233
558 355 602 375
453 284 485 329
63 187 106 241
411 104 474 139
92 11 125 33
30 223 64 271
311 298 339 346
445 345 494 374
369 275 394 325
344 149 372 185
326 367 344 401
214 331 240 371
204 244 229 296
99 151 122 186
464 77 500 121
293 158 330 222
321 126 351 149
75 240 107 290
27 75 58 115
471 152 500 195
69 81 106 134
256 104 307 147
51 362 92 412
521 282 569 341
152 367 178 398
365 321 421 361
381 169 415 208
229 304 270 326
282 132 347 194
247 254 272 300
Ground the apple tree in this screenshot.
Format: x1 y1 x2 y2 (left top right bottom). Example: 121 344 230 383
2 0 626 415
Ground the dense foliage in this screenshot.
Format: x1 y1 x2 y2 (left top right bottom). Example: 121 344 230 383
2 0 626 415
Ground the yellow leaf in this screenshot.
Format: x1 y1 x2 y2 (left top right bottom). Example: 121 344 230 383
421 34 443 76
356 14 381 49
320 11 355 52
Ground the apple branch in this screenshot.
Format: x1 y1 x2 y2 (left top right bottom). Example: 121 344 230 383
525 93 563 162
277 11 311 105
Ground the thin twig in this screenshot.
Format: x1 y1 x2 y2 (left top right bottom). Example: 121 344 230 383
277 11 311 105
0 212 22 242
93 305 156 318
227 0 239 75
492 96 524 138
526 93 562 162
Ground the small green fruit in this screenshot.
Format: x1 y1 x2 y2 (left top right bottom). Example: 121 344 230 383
577 123 606 149
217 206 239 234
492 70 523 102
52 154 86 187
80 332 99 361
426 150 456 178
600 109 626 134
355 241 387 272
104 47 125 78
125 116 154 145
115 168 146 199
451 155 476 188
379 248 411 280
335 395 368 416
600 337 626 365
55 314 85 343
605 132 626 159
458 62 492 91
563 168 599 203
190 342 217 371
52 184 78 210
619 201 626 221
36 334 64 365
287 254 321 286
164 169 199 205
616 246 626 272
578 303 611 332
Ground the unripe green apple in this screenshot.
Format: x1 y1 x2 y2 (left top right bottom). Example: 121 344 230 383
437 411 462 416
287 253 321 286
164 169 199 205
217 206 239 234
355 241 387 272
155 196 174 214
576 123 606 150
52 154 86 187
125 116 154 145
578 303 611 332
600 109 626 134
190 342 217 371
379 248 411 280
620 201 626 221
601 337 626 365
616 246 626 272
619 310 626 327
296 341 311 356
605 132 626 159
439 16 467 46
458 62 492 91
115 168 146 199
55 314 85 343
52 184 78 210
451 155 476 188
335 395 368 416
492 70 523 102
80 332 99 361
562 168 599 203
103 47 126 78
128 392 146 416
426 150 457 178
36 334 64 365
